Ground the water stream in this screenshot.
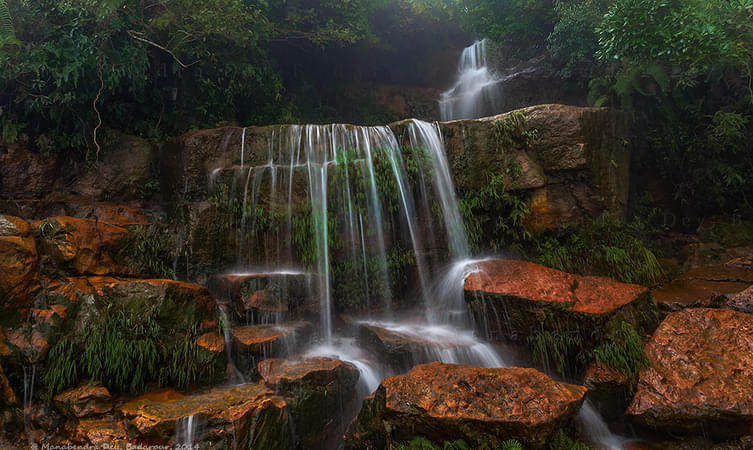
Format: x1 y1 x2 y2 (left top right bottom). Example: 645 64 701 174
439 39 503 121
203 118 625 448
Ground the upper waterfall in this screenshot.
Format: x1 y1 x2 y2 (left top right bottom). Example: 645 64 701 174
439 39 502 121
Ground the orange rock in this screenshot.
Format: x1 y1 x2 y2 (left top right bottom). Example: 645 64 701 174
463 260 655 345
231 322 312 355
627 308 753 436
118 383 293 448
0 215 39 308
196 332 225 353
258 357 358 388
53 381 112 418
0 363 17 406
38 216 130 275
68 415 129 446
346 362 587 448
465 260 647 314
583 361 628 388
6 327 49 363
652 264 753 310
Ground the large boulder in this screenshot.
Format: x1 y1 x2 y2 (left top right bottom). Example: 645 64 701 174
118 383 294 448
69 132 157 200
464 259 656 341
430 104 632 229
0 142 59 200
259 357 360 449
0 216 39 309
652 264 753 311
36 216 131 276
53 381 112 418
345 362 586 449
627 308 753 438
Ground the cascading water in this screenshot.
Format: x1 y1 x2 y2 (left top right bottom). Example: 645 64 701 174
439 39 503 121
207 116 625 449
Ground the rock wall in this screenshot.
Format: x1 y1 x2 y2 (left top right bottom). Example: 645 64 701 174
162 104 631 231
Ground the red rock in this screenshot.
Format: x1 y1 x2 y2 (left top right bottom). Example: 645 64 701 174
345 362 587 448
37 216 130 275
463 259 656 343
465 260 647 314
231 322 312 355
652 264 753 310
0 215 39 308
53 381 112 418
258 357 359 389
627 308 753 436
118 383 293 448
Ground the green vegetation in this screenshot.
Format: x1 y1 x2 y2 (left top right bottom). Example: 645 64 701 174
589 320 648 386
547 430 591 450
44 302 211 396
532 214 664 286
115 225 175 279
528 329 583 377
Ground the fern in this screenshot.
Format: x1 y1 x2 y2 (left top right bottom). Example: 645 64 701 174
0 0 13 39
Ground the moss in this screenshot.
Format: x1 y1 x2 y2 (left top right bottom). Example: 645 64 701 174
699 217 753 247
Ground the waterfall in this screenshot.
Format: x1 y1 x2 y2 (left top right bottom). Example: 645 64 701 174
439 39 502 121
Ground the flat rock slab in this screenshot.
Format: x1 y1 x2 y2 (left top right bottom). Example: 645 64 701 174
258 356 359 389
464 259 655 341
119 383 293 448
653 264 753 310
231 322 312 356
345 362 586 448
627 308 753 437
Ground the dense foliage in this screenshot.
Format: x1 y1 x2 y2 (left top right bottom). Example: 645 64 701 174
461 0 753 217
0 0 460 159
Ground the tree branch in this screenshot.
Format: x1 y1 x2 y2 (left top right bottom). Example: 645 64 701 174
127 30 198 68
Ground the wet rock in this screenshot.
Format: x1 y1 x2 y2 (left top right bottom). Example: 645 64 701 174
0 142 59 200
67 415 130 446
725 286 753 313
88 277 217 331
464 259 656 341
69 132 156 200
0 363 17 406
208 272 313 322
0 215 39 308
357 323 461 367
345 362 586 448
118 383 294 448
627 308 753 438
195 331 227 381
36 216 130 276
164 105 631 230
259 357 360 449
582 361 629 422
231 322 312 357
53 381 112 418
652 264 753 311
5 327 49 364
433 104 631 228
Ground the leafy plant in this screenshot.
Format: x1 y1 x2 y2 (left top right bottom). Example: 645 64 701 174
589 320 648 385
533 214 664 285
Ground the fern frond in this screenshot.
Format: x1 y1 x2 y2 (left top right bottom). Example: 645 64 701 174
0 0 14 39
